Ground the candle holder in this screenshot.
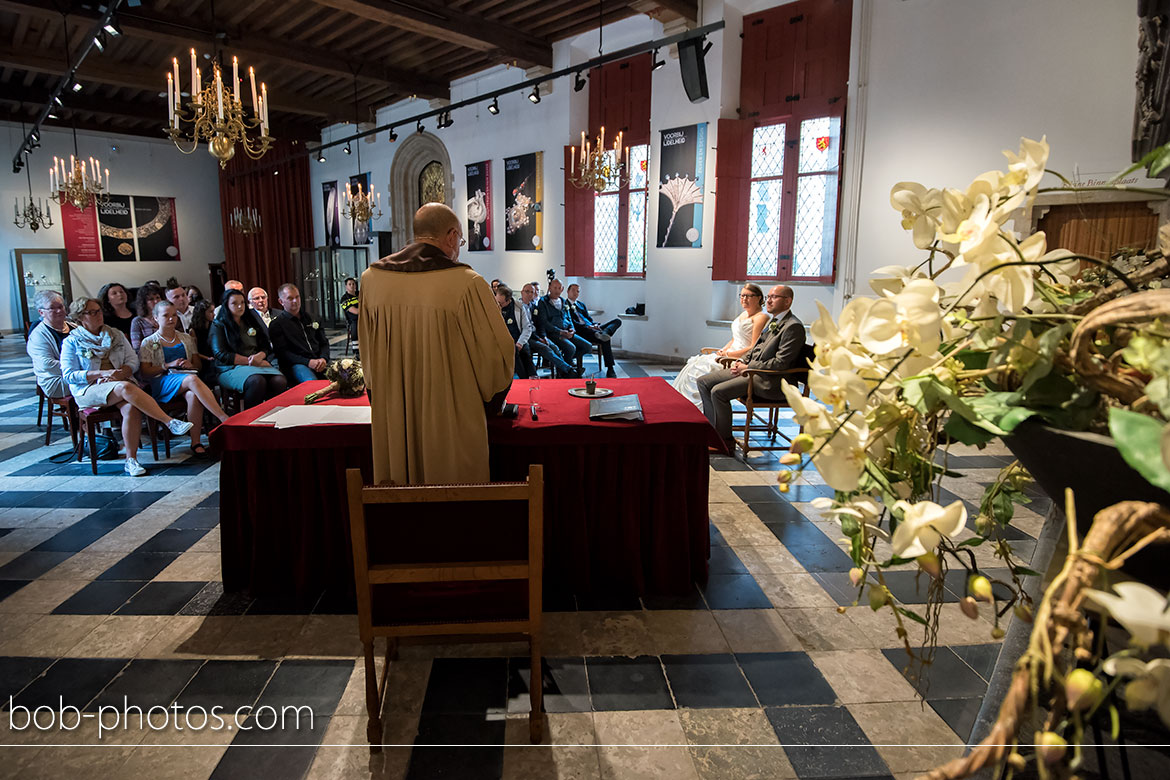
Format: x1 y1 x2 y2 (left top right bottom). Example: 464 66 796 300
230 206 262 235
49 155 109 211
568 126 629 193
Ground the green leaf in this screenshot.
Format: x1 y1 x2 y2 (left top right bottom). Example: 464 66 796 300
896 606 929 626
991 490 1015 524
1109 705 1120 741
957 537 986 547
840 515 861 537
1151 144 1170 177
943 414 997 446
954 349 990 371
1108 409 1170 493
1013 567 1042 577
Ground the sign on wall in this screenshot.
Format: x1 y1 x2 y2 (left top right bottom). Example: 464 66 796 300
503 152 542 251
465 161 492 251
61 194 180 262
322 180 341 247
348 173 373 245
656 123 707 248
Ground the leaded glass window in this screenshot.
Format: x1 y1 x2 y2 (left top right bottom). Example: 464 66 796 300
592 143 649 276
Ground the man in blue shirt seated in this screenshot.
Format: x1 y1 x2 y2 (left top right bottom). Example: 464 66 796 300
521 283 581 378
566 283 621 378
536 278 592 376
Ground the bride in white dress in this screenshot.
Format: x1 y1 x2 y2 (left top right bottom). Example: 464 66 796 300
672 284 769 406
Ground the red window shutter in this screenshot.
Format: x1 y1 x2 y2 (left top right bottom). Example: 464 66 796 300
741 7 796 119
795 0 852 112
711 119 753 281
563 146 595 277
588 55 651 146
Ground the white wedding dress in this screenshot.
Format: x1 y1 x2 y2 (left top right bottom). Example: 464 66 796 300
672 311 758 406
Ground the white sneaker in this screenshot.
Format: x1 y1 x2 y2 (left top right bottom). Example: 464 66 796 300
595 331 611 342
166 418 194 436
124 457 146 477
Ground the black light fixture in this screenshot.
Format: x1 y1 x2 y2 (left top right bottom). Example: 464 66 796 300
651 49 666 71
573 72 586 92
273 169 279 175
441 110 454 128
53 95 62 106
388 127 398 142
93 32 106 52
103 19 122 37
343 142 352 155
487 97 499 115
71 81 83 92
416 119 424 133
317 150 326 163
528 84 541 104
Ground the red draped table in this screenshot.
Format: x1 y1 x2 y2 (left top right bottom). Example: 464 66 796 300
211 378 720 603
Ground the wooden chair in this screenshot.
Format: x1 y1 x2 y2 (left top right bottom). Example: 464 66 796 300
77 405 160 474
723 343 815 458
36 387 78 447
147 399 190 459
218 387 245 416
346 465 545 751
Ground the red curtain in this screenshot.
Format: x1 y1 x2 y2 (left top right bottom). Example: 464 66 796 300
218 139 313 298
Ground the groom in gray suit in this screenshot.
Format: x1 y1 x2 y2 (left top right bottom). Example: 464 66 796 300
697 285 805 444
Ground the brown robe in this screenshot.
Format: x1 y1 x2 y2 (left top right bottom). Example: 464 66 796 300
359 242 514 485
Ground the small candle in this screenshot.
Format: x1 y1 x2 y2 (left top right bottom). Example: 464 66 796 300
190 49 197 99
216 68 223 120
249 66 258 115
196 67 202 103
167 72 174 121
261 83 268 132
105 169 109 193
570 146 575 176
232 56 239 103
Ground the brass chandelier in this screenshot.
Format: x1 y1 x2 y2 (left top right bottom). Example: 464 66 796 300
165 51 272 168
15 167 52 232
341 76 381 224
569 126 629 193
230 206 262 235
50 153 109 211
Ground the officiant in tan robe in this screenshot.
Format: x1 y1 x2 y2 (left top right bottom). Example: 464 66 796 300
359 203 514 485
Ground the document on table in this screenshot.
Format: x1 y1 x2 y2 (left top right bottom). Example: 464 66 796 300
250 405 371 428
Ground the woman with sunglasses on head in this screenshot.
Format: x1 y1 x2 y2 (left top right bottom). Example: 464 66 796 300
61 298 194 477
671 283 768 407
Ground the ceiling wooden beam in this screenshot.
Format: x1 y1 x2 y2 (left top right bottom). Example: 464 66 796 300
0 46 368 121
309 0 553 67
628 0 698 23
0 0 450 100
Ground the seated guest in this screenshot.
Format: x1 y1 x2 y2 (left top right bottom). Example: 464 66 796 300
536 278 592 373
673 284 768 406
26 290 72 399
189 299 217 385
165 280 194 332
521 282 578 378
210 288 288 408
565 283 621 378
697 286 804 446
495 284 537 379
186 285 204 304
62 298 194 477
130 283 165 350
248 287 274 332
98 282 135 338
340 277 360 355
213 279 244 317
138 301 229 456
490 279 501 294
269 284 330 384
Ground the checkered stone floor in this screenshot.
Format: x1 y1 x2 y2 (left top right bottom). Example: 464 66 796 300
0 337 1053 780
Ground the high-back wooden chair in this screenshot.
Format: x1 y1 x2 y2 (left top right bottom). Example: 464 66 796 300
36 386 78 447
346 465 545 751
724 343 816 457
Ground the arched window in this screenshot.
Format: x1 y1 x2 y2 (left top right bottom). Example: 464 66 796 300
418 160 446 209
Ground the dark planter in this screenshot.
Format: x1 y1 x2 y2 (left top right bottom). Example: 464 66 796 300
1005 419 1170 586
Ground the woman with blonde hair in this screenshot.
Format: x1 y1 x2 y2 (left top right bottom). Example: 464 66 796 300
671 284 769 406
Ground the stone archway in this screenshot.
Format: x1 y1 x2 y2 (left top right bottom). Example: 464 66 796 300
388 131 453 250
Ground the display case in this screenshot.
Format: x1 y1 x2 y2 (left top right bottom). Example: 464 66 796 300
290 246 370 327
12 248 72 337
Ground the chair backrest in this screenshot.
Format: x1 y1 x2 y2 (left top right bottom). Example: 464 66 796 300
345 466 544 634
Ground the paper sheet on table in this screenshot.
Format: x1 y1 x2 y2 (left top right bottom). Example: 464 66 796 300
262 405 371 428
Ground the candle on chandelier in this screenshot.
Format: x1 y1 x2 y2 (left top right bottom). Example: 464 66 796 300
190 49 197 101
232 56 239 103
261 83 268 133
172 56 180 101
570 146 575 176
167 72 174 122
196 67 202 104
625 145 629 171
49 166 55 193
249 66 258 116
216 68 224 121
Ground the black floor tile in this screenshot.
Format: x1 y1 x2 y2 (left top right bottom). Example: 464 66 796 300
882 647 989 700
761 520 832 548
765 705 891 779
421 657 508 714
257 659 353 715
102 492 169 511
586 655 673 711
0 657 55 703
135 528 210 554
197 492 220 508
928 697 983 744
91 659 203 709
738 652 837 706
507 656 590 713
177 581 253 616
115 581 204 615
749 502 808 524
56 491 131 509
877 570 959 604
641 583 707 610
0 528 10 538
213 714 328 780
707 545 748 575
0 551 73 581
176 660 277 711
731 485 788 503
617 361 647 378
408 713 505 780
699 573 772 609
169 507 220 530
810 572 860 607
709 456 750 472
0 580 31 603
662 654 756 709
52 580 145 614
13 658 129 711
709 523 727 547
784 543 855 573
32 522 113 553
0 492 46 507
951 644 1002 682
97 552 180 581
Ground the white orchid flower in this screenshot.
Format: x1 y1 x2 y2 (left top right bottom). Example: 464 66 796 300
858 279 943 355
813 416 870 492
890 182 942 248
811 298 872 354
890 500 968 558
870 264 929 298
1085 582 1170 648
1001 136 1049 194
812 495 889 538
1102 656 1170 729
782 380 834 435
808 348 870 412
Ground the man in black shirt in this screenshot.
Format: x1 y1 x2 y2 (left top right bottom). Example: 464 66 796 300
270 283 331 385
340 277 360 357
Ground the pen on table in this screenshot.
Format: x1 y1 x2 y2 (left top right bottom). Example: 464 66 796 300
530 404 538 421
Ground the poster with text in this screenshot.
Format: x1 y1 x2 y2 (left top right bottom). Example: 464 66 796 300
348 173 373 245
98 195 137 262
656 123 707 248
503 152 542 251
465 161 492 251
59 198 100 262
131 197 181 261
322 181 341 247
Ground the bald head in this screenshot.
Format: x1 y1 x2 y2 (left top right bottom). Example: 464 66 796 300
414 203 460 241
765 285 794 316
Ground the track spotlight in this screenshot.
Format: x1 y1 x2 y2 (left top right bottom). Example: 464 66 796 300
31 130 39 143
573 72 586 92
273 169 279 175
317 150 326 163
343 142 351 155
93 32 106 52
103 19 122 37
528 84 541 104
71 81 83 92
487 97 499 115
651 49 665 71
53 95 62 106
441 111 454 128
416 119 424 133
388 128 398 142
